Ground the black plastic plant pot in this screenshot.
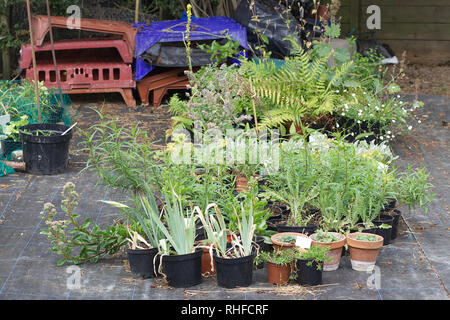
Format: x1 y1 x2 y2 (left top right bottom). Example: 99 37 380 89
296 258 323 286
213 251 256 288
277 224 317 236
160 249 203 288
383 198 397 211
126 247 159 279
20 123 73 175
390 210 401 240
373 214 394 245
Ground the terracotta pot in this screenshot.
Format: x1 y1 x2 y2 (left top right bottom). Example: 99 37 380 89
346 232 384 271
267 262 291 285
235 175 249 192
201 247 216 275
271 232 308 252
310 232 346 271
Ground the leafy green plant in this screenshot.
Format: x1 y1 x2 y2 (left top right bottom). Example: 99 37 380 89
40 182 128 266
198 38 240 65
313 230 340 243
396 166 434 213
249 39 353 129
145 189 198 256
256 248 296 266
297 245 332 270
3 114 28 141
80 111 163 194
276 234 297 244
356 234 378 242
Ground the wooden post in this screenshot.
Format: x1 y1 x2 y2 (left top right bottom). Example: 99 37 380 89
1 10 11 79
25 0 41 123
135 0 140 23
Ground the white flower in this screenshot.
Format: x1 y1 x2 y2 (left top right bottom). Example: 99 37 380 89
336 123 340 128
336 90 340 93
342 113 345 116
352 93 356 97
408 126 412 130
418 120 422 123
397 95 401 98
387 131 391 134
392 119 396 123
380 136 384 140
357 120 361 124
375 106 379 110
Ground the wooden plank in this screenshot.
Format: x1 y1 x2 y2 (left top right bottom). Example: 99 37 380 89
350 0 362 34
381 39 450 64
359 5 450 24
359 22 450 41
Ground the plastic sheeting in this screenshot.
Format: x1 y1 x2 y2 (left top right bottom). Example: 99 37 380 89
234 0 302 58
133 17 249 80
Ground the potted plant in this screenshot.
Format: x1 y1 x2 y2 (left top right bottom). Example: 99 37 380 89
262 145 318 235
256 249 296 285
295 245 331 286
19 122 73 175
120 193 166 279
270 232 309 251
309 230 346 271
146 190 203 288
346 232 384 271
125 229 160 279
198 203 257 288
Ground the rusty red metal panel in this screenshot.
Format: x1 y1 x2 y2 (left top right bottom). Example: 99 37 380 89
20 39 133 69
31 15 137 57
137 68 190 106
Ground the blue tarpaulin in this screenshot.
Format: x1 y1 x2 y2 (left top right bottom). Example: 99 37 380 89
133 17 249 80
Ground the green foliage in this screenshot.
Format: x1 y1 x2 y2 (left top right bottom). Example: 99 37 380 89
249 40 353 128
256 248 296 266
396 166 434 213
80 111 163 194
40 182 128 266
356 234 378 241
146 190 197 256
3 115 28 141
313 230 340 243
198 38 240 65
298 245 332 270
168 64 255 132
275 234 297 244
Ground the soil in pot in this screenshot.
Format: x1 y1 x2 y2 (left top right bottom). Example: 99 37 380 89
160 249 203 288
309 232 346 271
213 251 256 288
372 214 394 245
20 123 73 175
296 259 323 286
382 209 401 240
126 247 159 279
346 232 384 272
267 262 291 285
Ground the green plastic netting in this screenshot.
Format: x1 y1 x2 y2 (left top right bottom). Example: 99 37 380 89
0 79 73 174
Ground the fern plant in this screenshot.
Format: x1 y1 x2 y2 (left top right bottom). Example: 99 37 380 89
249 45 353 129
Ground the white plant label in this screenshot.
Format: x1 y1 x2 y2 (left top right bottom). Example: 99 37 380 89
295 236 312 249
